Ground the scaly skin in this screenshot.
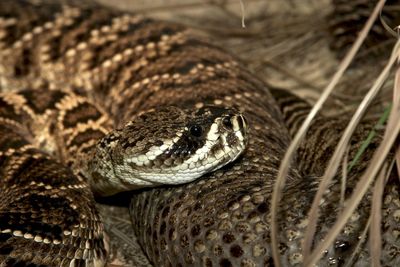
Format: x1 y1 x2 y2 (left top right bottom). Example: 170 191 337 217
0 1 398 266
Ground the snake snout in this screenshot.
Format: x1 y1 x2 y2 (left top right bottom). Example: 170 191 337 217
232 114 248 133
221 113 249 146
220 112 248 132
238 114 249 140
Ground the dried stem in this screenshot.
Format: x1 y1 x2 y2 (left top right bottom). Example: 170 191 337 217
302 0 391 261
269 0 388 266
304 39 400 267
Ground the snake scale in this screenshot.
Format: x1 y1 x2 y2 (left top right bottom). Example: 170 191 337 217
0 1 399 266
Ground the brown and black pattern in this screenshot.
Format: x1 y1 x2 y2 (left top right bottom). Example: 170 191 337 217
328 0 400 60
0 88 110 266
0 0 399 267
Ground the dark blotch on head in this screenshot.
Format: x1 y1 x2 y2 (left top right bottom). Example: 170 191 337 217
222 116 233 129
165 134 202 160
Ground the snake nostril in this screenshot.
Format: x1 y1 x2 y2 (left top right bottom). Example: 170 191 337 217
222 116 233 129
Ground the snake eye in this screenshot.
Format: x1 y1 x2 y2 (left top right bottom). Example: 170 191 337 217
222 116 233 129
190 125 203 137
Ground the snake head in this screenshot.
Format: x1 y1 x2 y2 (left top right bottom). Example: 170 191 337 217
88 105 248 196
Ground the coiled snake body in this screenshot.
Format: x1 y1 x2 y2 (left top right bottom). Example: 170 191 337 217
0 1 399 266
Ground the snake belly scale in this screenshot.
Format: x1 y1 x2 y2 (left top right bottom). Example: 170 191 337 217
0 1 399 266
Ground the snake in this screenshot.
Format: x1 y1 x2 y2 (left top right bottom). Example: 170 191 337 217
0 0 399 266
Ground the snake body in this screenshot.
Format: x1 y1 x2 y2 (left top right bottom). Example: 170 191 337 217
0 1 399 266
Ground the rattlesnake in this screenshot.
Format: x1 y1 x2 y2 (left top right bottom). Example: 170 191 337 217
0 1 399 266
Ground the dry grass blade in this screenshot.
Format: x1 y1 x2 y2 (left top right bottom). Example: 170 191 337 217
306 113 400 266
270 0 388 266
370 164 386 267
340 147 349 209
380 6 399 38
396 149 400 183
369 16 400 266
305 43 400 266
370 158 396 267
302 0 393 260
303 38 400 264
239 0 246 28
392 40 400 183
